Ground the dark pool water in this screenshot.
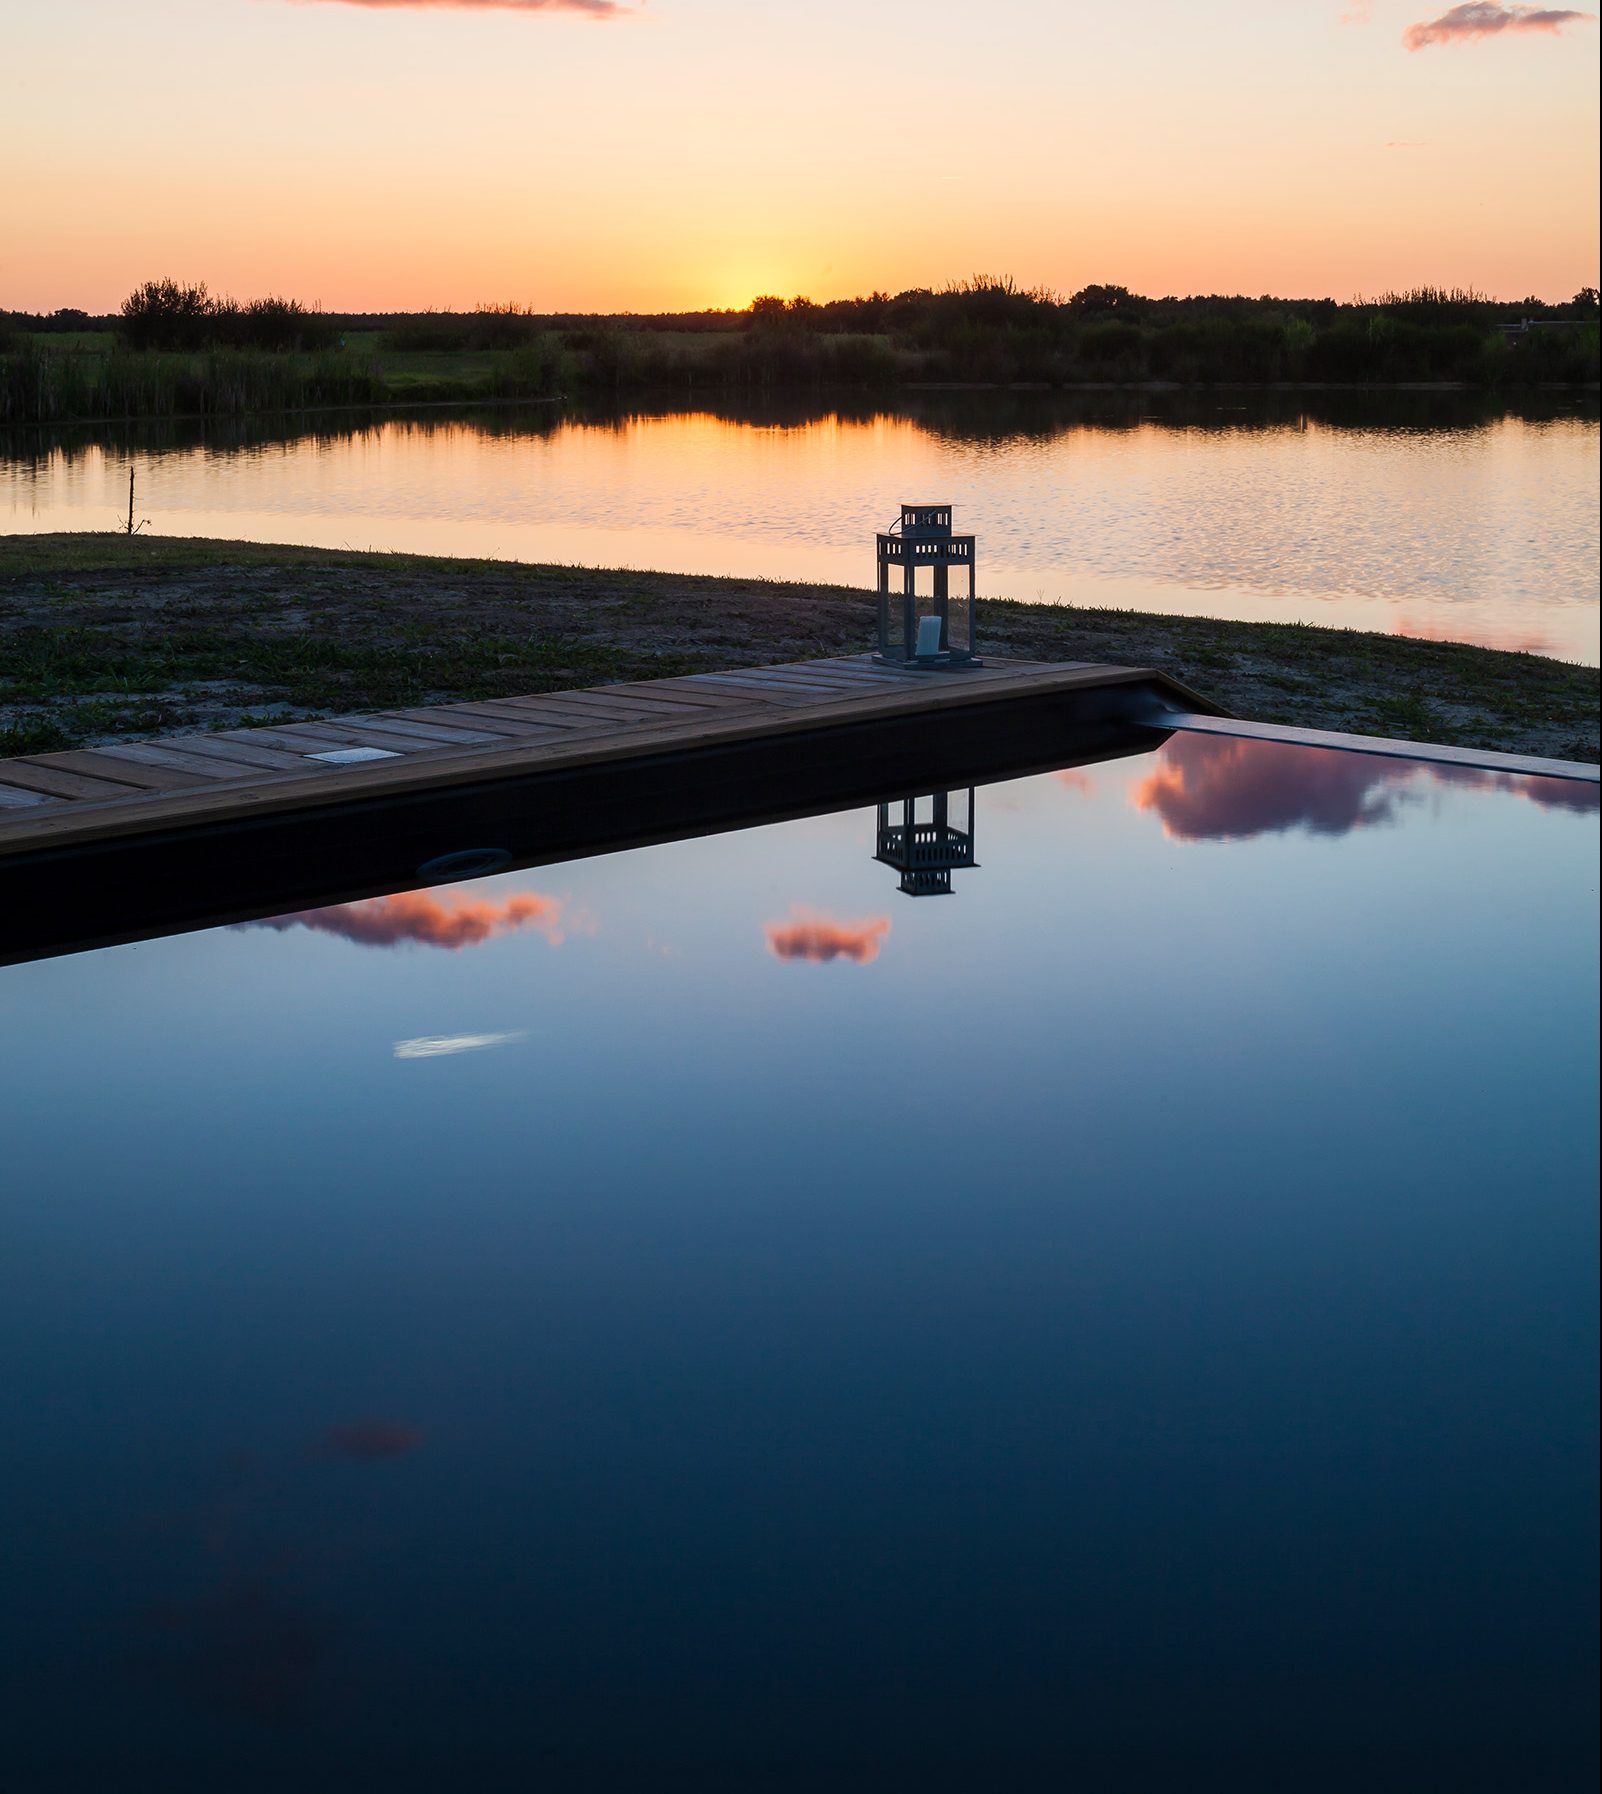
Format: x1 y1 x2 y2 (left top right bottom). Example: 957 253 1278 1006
1 733 1597 1791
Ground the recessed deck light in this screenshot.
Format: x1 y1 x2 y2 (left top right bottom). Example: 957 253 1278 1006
304 747 402 764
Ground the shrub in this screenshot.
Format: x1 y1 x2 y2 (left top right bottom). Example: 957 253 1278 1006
119 278 215 351
229 297 338 352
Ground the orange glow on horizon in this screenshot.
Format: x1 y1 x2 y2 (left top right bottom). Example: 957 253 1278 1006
2 2 1593 313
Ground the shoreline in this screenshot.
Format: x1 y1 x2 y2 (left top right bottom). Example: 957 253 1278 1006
3 532 1596 765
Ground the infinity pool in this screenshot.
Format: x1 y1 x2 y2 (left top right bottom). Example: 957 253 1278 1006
2 732 1597 1791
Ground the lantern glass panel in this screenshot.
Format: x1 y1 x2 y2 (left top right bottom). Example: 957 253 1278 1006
945 585 971 659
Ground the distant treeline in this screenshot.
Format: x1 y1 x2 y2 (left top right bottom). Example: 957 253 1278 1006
2 276 1597 424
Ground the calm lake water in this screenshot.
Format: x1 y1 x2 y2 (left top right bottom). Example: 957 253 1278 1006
4 391 1598 663
2 732 1598 1790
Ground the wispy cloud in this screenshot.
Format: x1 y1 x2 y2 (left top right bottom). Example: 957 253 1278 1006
1403 4 1595 49
282 0 629 15
1340 2 1373 24
765 907 892 965
394 1030 529 1059
247 888 567 950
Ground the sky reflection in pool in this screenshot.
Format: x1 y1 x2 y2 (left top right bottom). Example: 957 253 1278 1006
1 734 1596 1791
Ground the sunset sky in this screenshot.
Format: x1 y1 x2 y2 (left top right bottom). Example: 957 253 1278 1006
4 0 1597 312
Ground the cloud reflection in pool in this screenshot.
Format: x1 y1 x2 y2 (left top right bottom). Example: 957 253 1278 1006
245 887 570 950
1128 732 1598 841
764 907 893 964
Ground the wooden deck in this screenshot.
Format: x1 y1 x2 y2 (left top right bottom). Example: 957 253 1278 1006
0 655 1206 859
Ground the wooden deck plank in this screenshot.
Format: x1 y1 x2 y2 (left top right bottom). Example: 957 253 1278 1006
263 720 441 755
361 715 508 746
532 688 748 722
379 708 531 739
0 761 153 801
147 734 328 773
25 750 215 792
629 677 794 707
658 674 822 704
0 783 56 809
480 697 682 727
782 664 917 685
596 681 768 711
394 702 552 730
90 742 275 782
424 701 613 735
690 669 855 693
751 666 914 692
209 724 385 756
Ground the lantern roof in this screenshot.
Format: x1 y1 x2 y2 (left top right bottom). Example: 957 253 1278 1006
893 504 954 540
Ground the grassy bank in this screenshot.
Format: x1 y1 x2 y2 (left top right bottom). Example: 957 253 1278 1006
1 533 1596 764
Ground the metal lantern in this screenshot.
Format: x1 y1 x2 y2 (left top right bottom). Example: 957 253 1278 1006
875 503 979 667
875 788 978 897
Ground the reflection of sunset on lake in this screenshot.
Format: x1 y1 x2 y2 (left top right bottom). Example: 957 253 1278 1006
1131 733 1599 841
1391 615 1554 656
247 888 568 950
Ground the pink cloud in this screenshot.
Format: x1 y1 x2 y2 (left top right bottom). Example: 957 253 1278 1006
765 907 892 965
1132 733 1596 841
1133 736 1413 840
283 1 627 15
1403 5 1595 49
249 887 567 950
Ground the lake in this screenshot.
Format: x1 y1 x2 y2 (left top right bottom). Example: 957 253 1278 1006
3 390 1598 663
